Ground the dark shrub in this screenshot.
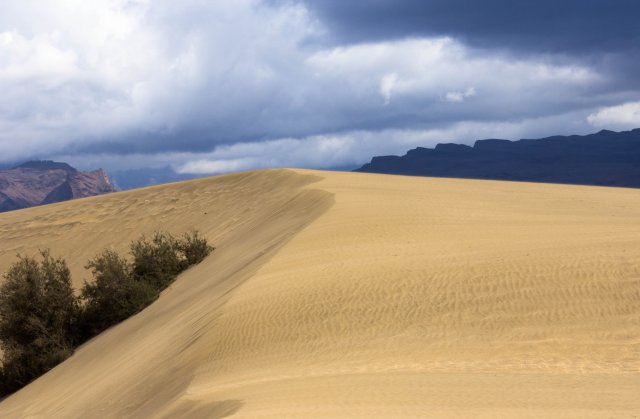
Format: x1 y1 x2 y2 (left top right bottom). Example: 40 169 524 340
178 230 215 266
0 342 73 396
79 249 157 340
0 251 79 396
129 231 214 291
130 232 184 290
0 230 213 397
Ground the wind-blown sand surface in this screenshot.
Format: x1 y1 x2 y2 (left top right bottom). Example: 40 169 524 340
0 169 639 418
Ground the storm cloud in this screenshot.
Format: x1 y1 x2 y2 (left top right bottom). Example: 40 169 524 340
0 0 639 174
294 0 640 53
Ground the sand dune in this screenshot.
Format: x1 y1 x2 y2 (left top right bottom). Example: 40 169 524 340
0 169 639 418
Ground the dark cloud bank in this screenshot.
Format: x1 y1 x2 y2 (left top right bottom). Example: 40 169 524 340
0 0 638 177
298 0 640 53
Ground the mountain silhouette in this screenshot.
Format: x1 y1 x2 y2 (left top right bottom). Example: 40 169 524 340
356 129 640 187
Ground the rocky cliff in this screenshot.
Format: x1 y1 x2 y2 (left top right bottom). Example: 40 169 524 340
0 161 116 212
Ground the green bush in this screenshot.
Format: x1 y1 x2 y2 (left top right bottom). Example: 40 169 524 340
0 251 78 396
179 230 215 266
81 231 214 341
129 231 214 291
0 230 214 397
130 232 184 290
79 249 157 340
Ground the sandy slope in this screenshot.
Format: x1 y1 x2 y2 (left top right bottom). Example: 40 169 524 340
0 169 639 418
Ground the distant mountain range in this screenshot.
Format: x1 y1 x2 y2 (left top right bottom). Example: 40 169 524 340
109 166 200 191
0 161 116 212
356 128 640 188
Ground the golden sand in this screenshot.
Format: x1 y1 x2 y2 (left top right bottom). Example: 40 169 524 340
0 169 638 418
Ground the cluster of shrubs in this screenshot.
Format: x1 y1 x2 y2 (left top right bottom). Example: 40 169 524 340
0 231 213 397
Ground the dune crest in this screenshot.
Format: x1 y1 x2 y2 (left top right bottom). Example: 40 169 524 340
1 169 639 418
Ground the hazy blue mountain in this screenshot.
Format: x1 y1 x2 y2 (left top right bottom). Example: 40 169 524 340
109 167 202 190
356 129 640 188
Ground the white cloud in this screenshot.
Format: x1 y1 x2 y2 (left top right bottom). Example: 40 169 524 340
305 38 599 110
380 73 399 105
0 0 626 172
0 0 320 161
444 87 476 103
178 158 256 174
587 101 640 129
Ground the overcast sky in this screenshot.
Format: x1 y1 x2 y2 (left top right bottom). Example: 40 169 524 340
1 0 639 174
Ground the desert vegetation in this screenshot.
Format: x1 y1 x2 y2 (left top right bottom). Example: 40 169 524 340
0 231 213 397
